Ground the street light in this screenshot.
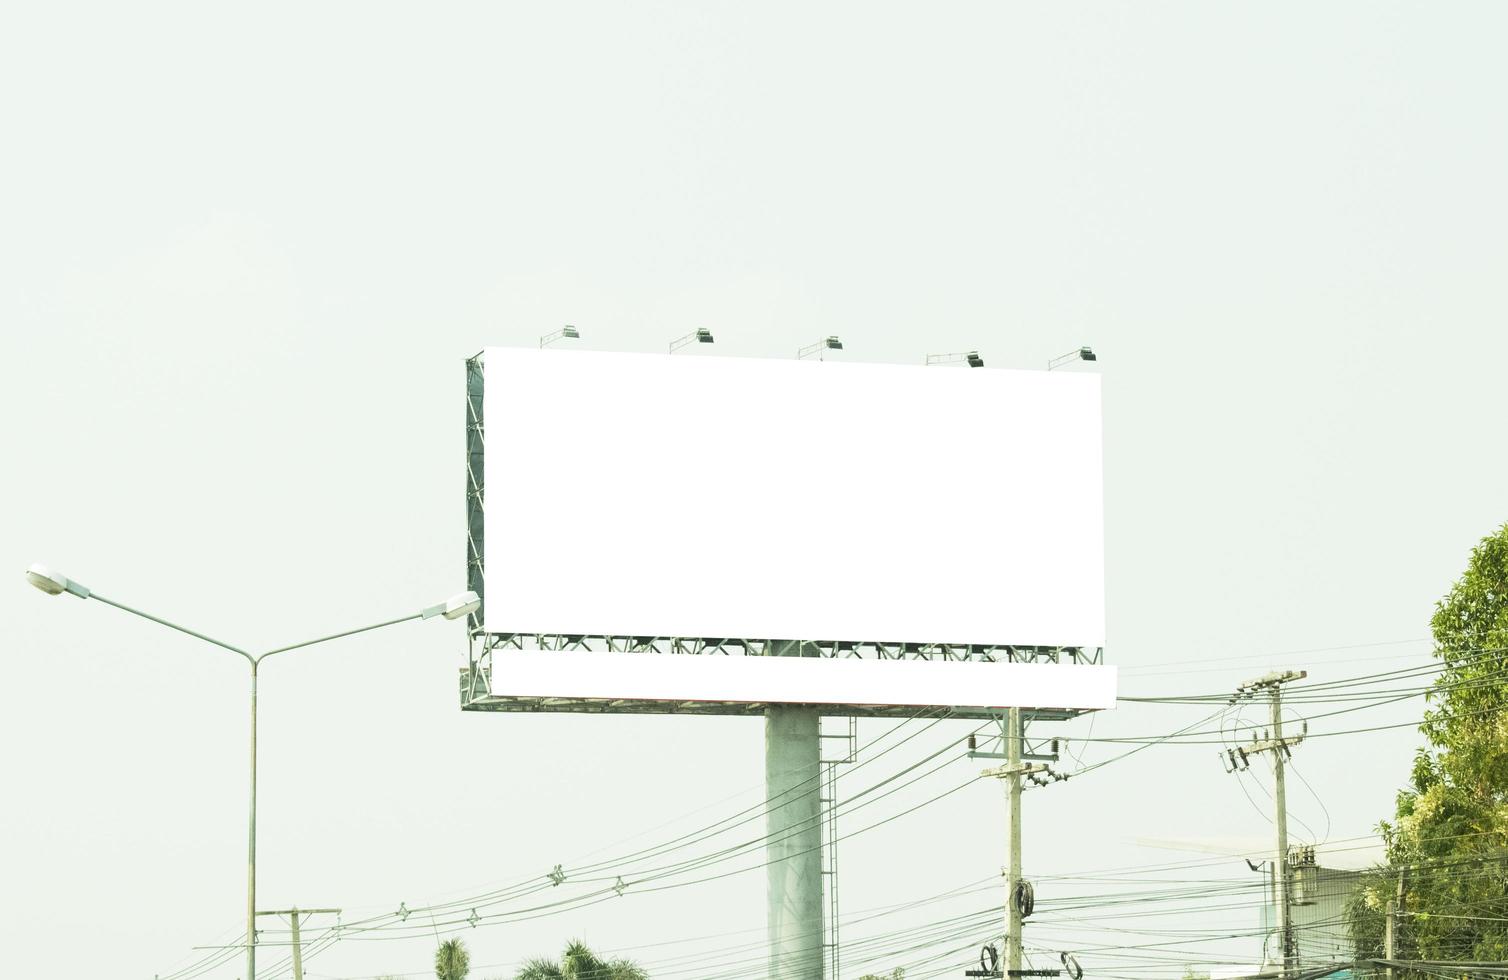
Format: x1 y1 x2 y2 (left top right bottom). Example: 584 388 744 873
25 564 84 596
669 328 715 353
797 336 843 360
925 351 984 368
539 325 580 348
25 562 477 980
424 591 484 620
1047 346 1096 370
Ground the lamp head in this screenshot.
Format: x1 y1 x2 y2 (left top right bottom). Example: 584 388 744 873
966 352 984 368
25 563 89 598
825 336 843 350
696 328 714 344
1079 346 1096 362
562 325 579 339
442 591 482 621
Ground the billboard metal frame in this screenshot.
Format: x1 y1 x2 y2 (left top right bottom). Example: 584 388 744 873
460 352 1104 721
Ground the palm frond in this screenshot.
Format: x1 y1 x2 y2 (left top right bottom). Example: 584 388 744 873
518 940 645 980
435 936 471 980
606 959 648 980
562 938 611 979
515 958 566 980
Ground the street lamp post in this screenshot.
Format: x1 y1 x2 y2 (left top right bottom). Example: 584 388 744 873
25 563 478 980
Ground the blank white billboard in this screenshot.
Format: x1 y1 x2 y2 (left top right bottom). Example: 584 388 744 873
482 347 1104 648
488 651 1117 712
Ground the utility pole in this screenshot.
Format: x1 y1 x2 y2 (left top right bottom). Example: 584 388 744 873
1384 872 1403 980
1270 683 1292 974
256 907 340 980
978 707 1054 978
1006 707 1023 976
1234 670 1307 976
1384 898 1395 980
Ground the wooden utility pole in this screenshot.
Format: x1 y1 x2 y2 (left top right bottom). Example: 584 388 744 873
256 907 340 980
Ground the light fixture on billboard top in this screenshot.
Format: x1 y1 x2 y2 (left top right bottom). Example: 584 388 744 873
1047 346 1097 370
925 351 985 368
797 336 844 360
669 328 716 353
539 325 581 348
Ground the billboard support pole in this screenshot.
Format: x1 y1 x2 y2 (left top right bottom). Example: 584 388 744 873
766 641 825 980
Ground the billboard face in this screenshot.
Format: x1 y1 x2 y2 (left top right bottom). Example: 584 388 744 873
482 347 1104 648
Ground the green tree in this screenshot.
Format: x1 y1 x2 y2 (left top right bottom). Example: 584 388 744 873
436 937 471 980
858 970 905 980
514 939 647 980
1348 524 1508 965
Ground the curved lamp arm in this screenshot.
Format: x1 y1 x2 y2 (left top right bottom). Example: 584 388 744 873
25 563 478 664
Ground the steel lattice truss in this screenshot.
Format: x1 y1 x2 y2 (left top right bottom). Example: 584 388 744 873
460 632 1100 719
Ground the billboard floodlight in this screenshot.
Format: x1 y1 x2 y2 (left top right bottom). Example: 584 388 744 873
1047 346 1097 370
925 351 985 368
798 336 844 360
670 328 716 353
540 326 581 348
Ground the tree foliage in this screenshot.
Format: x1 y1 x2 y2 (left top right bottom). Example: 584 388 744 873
1349 524 1508 965
858 970 906 980
436 937 471 980
514 939 647 980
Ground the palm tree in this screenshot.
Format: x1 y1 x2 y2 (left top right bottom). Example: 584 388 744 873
435 937 471 980
515 939 647 980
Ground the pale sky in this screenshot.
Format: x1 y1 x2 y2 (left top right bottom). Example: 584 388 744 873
4 4 1507 979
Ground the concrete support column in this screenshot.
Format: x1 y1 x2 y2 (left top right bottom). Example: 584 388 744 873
766 642 824 980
